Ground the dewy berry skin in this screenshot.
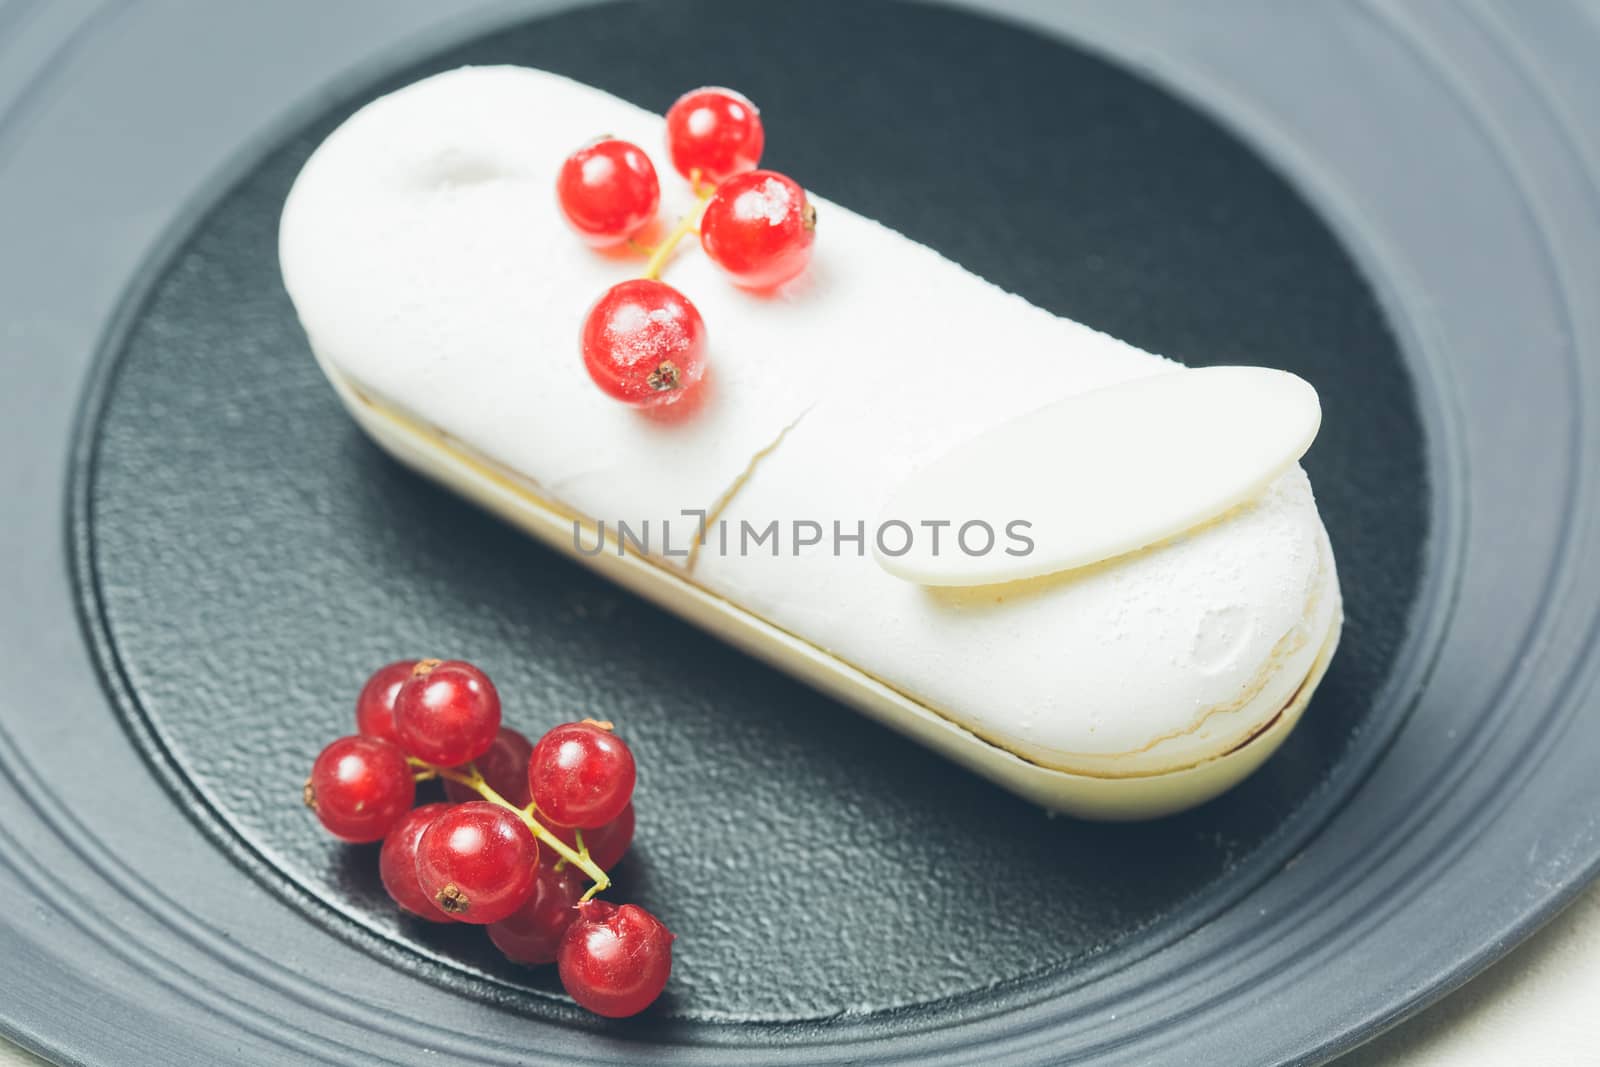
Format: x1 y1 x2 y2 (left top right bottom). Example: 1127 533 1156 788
664 87 764 184
303 735 414 843
306 658 669 1016
528 721 637 829
393 659 502 767
700 170 816 289
580 278 708 406
557 138 661 247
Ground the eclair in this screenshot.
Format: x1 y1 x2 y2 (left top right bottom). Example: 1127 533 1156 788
280 66 1342 819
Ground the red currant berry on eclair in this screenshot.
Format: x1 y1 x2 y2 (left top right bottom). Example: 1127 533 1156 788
379 803 454 922
393 659 501 767
665 87 763 184
581 279 707 406
558 900 674 1018
414 801 539 924
556 138 660 247
699 170 816 289
303 735 414 843
528 721 636 829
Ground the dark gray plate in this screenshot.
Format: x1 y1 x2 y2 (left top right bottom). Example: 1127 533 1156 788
3 2 1599 1065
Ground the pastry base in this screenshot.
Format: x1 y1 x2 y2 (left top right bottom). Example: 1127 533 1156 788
322 361 1342 820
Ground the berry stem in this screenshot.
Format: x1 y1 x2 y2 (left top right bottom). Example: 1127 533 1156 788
640 169 713 281
548 824 606 901
407 757 612 895
552 826 592 873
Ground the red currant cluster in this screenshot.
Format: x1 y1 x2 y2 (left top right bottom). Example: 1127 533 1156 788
557 87 817 408
303 659 672 1018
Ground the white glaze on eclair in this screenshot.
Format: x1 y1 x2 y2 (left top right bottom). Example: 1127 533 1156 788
280 66 1341 800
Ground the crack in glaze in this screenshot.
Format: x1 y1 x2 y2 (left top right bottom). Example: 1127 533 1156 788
685 408 812 573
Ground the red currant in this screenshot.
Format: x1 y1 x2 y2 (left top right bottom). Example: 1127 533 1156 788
393 659 501 767
544 802 635 870
580 279 707 406
487 857 588 965
665 87 763 184
414 801 539 924
445 726 533 808
556 138 660 248
700 170 816 289
355 659 416 744
558 900 673 1018
303 735 414 843
529 721 636 829
379 803 454 922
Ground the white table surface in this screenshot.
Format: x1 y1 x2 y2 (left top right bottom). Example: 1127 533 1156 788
3 880 1597 1065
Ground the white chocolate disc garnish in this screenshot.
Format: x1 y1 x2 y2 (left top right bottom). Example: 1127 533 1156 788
874 366 1322 586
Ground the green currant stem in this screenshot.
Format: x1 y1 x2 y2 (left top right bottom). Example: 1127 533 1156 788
551 826 589 871
640 168 714 281
406 757 611 896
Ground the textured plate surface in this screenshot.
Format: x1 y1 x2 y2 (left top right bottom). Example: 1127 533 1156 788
2 2 1598 1065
